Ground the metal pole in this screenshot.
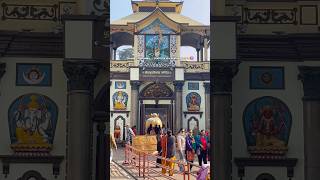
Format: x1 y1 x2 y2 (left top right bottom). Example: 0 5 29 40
143 153 145 178
139 152 141 176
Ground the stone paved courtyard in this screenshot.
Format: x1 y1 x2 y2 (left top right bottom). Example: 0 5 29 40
110 160 135 179
111 147 210 180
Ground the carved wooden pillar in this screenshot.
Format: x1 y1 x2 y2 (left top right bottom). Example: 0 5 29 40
130 81 141 131
298 66 320 180
212 61 240 180
63 60 99 180
94 112 107 180
203 82 210 130
196 49 200 62
204 37 208 61
174 81 184 134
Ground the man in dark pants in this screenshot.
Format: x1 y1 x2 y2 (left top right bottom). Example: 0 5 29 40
195 130 208 166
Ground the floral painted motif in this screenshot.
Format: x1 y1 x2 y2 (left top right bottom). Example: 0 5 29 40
137 35 145 58
170 35 177 58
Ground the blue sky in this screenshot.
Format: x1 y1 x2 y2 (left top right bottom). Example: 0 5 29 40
111 0 210 59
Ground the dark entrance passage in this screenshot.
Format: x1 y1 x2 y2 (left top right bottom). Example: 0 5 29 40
141 104 172 134
138 82 175 134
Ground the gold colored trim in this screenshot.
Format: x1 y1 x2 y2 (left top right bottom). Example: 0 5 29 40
131 1 183 13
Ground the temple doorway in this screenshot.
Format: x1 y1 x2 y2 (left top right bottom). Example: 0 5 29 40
139 82 174 134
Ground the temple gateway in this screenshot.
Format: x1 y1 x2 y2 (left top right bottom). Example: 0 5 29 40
0 0 319 179
110 0 210 137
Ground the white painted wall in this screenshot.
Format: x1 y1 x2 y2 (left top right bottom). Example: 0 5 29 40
182 81 208 131
0 57 67 180
109 80 131 138
212 22 237 59
65 21 93 59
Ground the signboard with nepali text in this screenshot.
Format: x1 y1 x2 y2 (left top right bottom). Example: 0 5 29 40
139 67 174 81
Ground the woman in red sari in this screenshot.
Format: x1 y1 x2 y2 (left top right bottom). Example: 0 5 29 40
160 131 167 174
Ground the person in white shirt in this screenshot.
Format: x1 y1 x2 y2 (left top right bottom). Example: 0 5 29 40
177 128 186 172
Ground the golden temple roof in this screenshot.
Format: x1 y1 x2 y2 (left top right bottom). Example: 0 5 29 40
111 11 204 26
131 0 183 13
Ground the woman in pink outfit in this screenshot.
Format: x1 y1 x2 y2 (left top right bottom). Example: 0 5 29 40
196 164 210 180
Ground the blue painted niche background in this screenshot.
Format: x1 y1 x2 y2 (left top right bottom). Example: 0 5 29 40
243 96 292 146
8 93 58 144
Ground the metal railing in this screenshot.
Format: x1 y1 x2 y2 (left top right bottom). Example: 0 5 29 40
122 144 210 180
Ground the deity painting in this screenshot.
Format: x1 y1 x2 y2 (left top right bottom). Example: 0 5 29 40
8 94 58 152
145 35 170 59
143 19 171 59
186 92 201 111
243 96 292 156
112 91 128 110
16 63 52 86
250 66 284 89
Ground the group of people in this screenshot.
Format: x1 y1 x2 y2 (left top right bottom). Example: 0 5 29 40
157 127 210 177
110 124 211 179
147 124 162 135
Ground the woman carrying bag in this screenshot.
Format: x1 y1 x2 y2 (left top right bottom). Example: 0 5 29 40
185 129 196 171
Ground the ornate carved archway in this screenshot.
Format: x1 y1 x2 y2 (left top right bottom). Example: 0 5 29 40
139 82 174 100
18 170 46 180
256 173 276 180
139 82 174 134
